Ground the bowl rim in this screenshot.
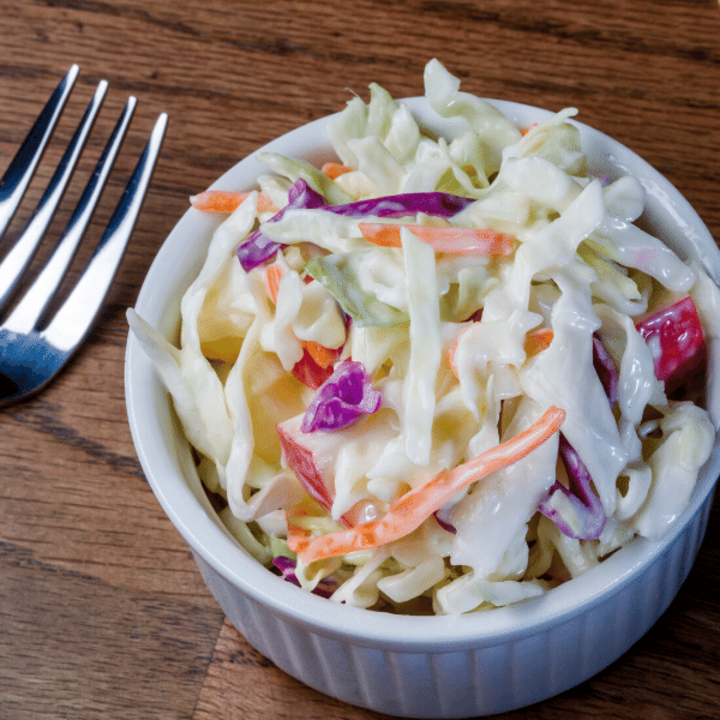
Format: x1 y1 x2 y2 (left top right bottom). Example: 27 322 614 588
125 95 720 651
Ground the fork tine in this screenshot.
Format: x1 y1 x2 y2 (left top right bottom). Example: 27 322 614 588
42 112 168 353
0 65 79 240
0 77 109 310
1 95 137 334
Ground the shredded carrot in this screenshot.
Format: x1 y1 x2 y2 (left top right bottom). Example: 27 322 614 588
298 406 566 564
190 190 276 214
358 222 515 256
321 162 353 179
521 123 538 136
304 339 342 369
287 521 312 554
524 328 554 357
264 261 285 304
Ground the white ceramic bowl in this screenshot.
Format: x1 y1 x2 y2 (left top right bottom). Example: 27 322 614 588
125 98 720 718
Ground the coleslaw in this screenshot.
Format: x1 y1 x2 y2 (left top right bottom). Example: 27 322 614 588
128 59 720 615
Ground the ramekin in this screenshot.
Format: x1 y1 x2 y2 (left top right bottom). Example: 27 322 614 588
125 97 720 718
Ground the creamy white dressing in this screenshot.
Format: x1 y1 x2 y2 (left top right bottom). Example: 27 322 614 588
131 59 717 615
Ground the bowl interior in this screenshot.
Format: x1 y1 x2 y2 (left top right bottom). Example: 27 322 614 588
125 97 720 648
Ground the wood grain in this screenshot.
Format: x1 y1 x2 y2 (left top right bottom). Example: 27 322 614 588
1 1 719 718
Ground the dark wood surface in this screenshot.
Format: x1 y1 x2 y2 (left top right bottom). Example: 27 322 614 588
1 2 719 718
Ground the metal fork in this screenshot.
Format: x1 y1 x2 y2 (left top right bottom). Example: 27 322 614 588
0 65 167 406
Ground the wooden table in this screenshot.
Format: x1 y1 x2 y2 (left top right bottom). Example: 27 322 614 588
1 1 719 718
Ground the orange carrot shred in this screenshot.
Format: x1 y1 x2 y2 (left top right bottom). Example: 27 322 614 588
256 193 277 213
287 521 312 554
190 190 276 214
321 162 353 179
298 406 566 564
304 340 342 369
358 222 515 256
521 123 538 136
524 328 554 357
265 261 286 304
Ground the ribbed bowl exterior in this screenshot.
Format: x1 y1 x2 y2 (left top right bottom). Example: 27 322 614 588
192 489 712 718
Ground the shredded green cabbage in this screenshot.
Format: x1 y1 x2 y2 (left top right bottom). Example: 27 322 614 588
130 59 717 616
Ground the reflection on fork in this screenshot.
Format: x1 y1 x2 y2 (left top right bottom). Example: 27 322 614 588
0 65 167 406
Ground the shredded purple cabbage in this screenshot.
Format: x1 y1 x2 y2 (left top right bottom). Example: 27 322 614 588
272 554 298 578
538 434 606 540
301 360 382 433
237 179 327 271
433 508 457 534
321 192 475 219
272 556 337 598
237 186 474 271
593 335 619 406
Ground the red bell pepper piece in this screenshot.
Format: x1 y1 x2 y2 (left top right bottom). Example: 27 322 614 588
277 418 336 514
635 295 706 385
290 347 341 390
